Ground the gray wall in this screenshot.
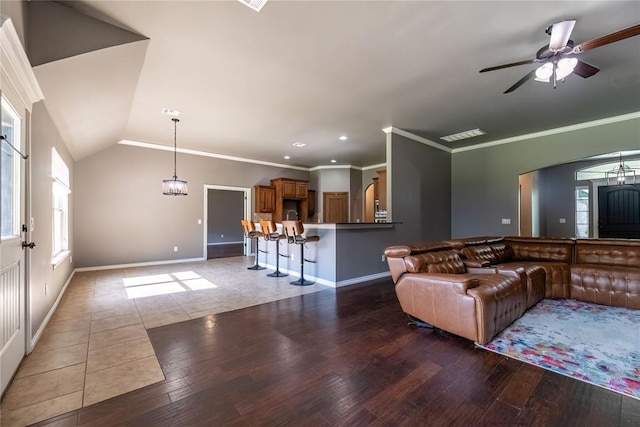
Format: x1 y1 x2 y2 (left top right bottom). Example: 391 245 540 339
389 133 452 243
451 118 640 237
30 102 75 338
207 189 244 244
531 153 640 238
74 144 308 267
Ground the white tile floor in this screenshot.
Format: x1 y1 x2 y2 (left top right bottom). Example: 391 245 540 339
0 256 332 426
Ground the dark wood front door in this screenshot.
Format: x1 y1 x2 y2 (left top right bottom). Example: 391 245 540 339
323 192 348 223
598 184 640 238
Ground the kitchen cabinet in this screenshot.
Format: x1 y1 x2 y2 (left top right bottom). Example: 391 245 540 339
307 190 316 215
254 185 276 213
278 179 308 199
377 170 387 210
269 178 311 222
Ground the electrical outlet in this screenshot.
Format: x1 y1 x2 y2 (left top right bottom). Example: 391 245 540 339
291 253 294 261
381 254 386 262
221 234 224 238
559 218 566 224
501 218 511 225
198 219 202 225
173 246 178 252
44 282 47 295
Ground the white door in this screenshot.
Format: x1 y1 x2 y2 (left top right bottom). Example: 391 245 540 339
0 96 27 396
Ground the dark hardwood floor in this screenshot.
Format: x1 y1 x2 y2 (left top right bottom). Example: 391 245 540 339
34 278 639 426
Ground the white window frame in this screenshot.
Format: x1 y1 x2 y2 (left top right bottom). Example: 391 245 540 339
575 185 589 238
52 147 70 266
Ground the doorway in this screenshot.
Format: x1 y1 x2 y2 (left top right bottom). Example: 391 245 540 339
1 96 28 396
597 184 640 238
323 192 349 223
203 185 251 259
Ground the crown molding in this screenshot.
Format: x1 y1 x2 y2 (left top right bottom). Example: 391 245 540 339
0 18 44 110
452 111 640 154
118 139 310 171
381 126 452 153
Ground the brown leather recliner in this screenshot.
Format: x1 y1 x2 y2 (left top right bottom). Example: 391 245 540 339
385 242 526 345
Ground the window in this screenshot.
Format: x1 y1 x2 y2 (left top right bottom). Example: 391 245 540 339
52 148 70 261
575 186 589 238
1 97 21 240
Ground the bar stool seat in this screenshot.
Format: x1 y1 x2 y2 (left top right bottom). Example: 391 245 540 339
282 220 320 286
259 220 288 277
241 219 266 270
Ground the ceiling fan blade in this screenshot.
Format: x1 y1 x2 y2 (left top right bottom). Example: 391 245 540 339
573 23 640 53
503 69 537 94
573 60 600 78
479 59 537 73
548 19 576 51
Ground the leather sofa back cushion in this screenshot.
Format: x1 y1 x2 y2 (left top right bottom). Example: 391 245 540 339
405 250 465 274
575 242 640 268
490 242 514 264
507 241 573 263
570 264 640 309
461 245 498 265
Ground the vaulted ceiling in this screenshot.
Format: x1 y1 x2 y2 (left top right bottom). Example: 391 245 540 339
29 1 640 167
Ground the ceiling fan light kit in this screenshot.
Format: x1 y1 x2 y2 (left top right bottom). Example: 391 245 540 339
480 20 640 93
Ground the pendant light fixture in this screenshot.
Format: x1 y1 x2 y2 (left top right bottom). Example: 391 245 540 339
162 118 188 196
606 152 636 186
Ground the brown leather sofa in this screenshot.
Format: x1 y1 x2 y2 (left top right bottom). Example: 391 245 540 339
384 242 526 345
385 236 640 344
570 239 640 309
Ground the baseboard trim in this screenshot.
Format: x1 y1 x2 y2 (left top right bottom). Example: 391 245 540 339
260 263 390 288
336 271 391 287
29 269 76 353
76 257 206 272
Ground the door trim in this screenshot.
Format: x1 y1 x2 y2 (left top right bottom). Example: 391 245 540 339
203 185 251 259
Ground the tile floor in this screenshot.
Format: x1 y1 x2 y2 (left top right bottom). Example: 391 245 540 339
0 256 331 426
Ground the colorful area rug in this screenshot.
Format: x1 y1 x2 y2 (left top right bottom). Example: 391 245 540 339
477 299 640 399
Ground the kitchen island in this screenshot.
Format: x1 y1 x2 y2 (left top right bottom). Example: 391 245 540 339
258 222 400 287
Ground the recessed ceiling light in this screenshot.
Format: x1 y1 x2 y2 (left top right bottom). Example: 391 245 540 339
339 135 348 141
161 108 180 116
440 128 485 142
283 155 291 160
292 142 306 147
330 159 337 163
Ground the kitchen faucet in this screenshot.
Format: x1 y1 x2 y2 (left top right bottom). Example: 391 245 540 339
286 210 298 220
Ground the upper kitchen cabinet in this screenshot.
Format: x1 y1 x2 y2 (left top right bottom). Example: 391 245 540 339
271 178 308 199
254 185 276 213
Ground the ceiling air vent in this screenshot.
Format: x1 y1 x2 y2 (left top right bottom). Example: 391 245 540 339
440 128 485 142
237 0 269 12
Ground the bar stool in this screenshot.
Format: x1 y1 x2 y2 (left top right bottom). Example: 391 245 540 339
241 219 266 270
282 220 320 286
259 220 288 277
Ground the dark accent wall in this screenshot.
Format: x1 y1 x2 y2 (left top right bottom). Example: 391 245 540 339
207 189 244 244
452 118 640 237
390 134 451 243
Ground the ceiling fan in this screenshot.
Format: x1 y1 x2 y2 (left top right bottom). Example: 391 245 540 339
479 21 640 94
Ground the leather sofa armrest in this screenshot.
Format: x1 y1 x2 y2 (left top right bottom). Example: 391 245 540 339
463 259 490 268
416 273 480 294
467 266 499 275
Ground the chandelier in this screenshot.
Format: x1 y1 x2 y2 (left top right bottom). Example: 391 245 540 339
605 153 636 186
162 118 188 196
